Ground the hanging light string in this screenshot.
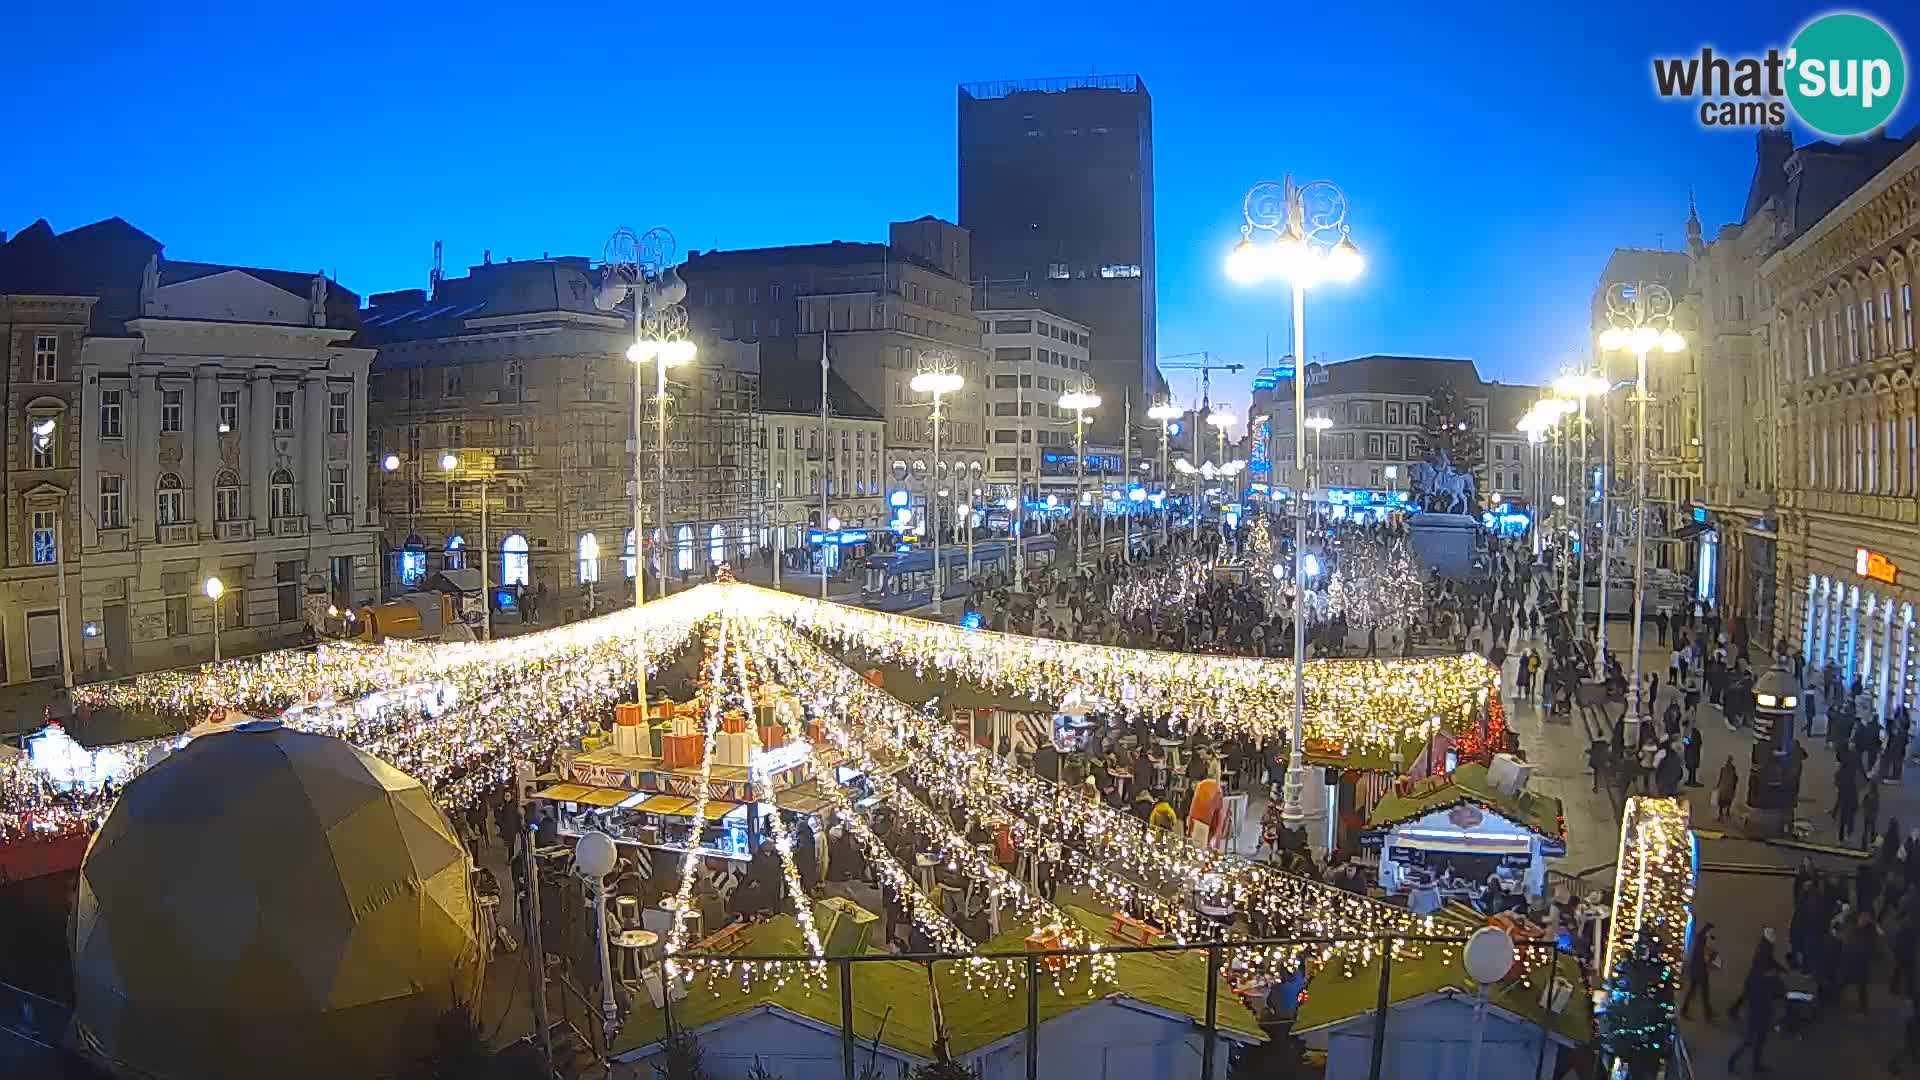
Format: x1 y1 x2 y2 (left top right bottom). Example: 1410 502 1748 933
1602 796 1695 994
663 619 732 966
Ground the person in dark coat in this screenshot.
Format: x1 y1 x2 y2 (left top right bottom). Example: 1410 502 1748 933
792 818 820 892
1728 928 1779 1021
1715 756 1739 821
1727 952 1783 1074
1891 903 1920 999
1843 909 1881 1011
1680 921 1719 1021
1683 724 1704 787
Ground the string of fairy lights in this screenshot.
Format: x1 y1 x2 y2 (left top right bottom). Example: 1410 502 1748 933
1325 534 1422 635
734 582 1497 753
663 619 733 966
1602 796 1696 994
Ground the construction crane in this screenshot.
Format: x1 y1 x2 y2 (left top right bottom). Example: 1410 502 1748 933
1156 351 1245 417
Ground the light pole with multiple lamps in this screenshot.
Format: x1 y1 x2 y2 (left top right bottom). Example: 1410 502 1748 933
1598 281 1686 733
439 453 492 642
911 365 964 615
1304 415 1333 504
1060 387 1101 566
598 226 695 710
1226 175 1363 834
1553 372 1607 640
1148 400 1182 543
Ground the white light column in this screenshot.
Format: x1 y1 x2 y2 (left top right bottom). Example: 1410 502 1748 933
1060 388 1101 568
1227 175 1364 835
912 369 964 615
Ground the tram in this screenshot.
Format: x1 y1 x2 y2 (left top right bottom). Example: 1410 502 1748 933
860 536 1061 611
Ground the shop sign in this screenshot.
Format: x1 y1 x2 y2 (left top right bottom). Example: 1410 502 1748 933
1540 837 1567 857
572 761 631 788
1857 547 1899 585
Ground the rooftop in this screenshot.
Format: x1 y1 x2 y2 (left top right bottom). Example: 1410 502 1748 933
1368 762 1565 840
959 75 1145 100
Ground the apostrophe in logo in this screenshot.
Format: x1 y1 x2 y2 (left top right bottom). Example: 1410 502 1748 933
1786 13 1906 137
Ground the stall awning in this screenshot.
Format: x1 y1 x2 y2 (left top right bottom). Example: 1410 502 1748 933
1390 830 1532 855
633 794 731 819
574 787 634 808
531 783 599 803
774 782 833 816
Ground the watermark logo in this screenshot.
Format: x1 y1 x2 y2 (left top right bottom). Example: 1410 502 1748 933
1652 11 1906 137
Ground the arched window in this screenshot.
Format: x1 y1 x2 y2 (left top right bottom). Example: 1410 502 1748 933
501 533 530 586
578 532 600 583
445 534 466 570
156 473 185 525
269 469 296 519
676 525 693 572
624 529 637 579
708 524 725 566
214 469 241 522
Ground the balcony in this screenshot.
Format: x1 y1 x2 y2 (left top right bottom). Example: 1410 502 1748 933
272 516 308 537
158 524 196 546
216 520 255 542
326 515 353 534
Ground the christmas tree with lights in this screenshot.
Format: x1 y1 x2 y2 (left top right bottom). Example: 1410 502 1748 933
1598 927 1674 1079
1246 512 1273 567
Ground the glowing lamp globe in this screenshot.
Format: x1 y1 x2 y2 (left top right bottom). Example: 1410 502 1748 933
662 339 698 366
573 830 619 879
1325 236 1364 283
1225 237 1263 284
1463 925 1517 984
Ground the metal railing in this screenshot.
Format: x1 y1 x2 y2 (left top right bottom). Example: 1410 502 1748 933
621 932 1588 1080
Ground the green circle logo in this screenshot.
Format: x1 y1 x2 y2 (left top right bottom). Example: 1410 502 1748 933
1787 13 1906 137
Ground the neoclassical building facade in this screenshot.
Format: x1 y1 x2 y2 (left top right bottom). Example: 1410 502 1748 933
1771 136 1920 721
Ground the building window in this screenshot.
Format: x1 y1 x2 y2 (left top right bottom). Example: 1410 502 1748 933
676 526 694 572
270 468 297 518
770 284 783 302
327 467 348 516
161 389 183 432
747 286 760 304
624 529 637 579
502 534 530 585
1848 304 1860 364
99 475 124 529
274 391 294 431
156 473 185 525
329 391 349 434
100 390 122 438
445 368 463 397
1904 285 1915 350
578 533 600 583
504 483 525 512
166 592 189 638
505 360 524 394
219 389 239 433
29 417 56 469
215 470 240 521
276 560 302 623
30 510 55 565
31 335 57 382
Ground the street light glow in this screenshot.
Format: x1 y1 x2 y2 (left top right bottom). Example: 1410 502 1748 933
1147 402 1183 422
1304 415 1333 433
910 371 964 395
1058 390 1101 412
440 452 458 472
381 453 401 472
1206 410 1235 430
203 576 225 601
1553 372 1608 399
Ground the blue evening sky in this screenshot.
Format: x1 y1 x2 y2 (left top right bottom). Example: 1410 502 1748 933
5 3 1917 417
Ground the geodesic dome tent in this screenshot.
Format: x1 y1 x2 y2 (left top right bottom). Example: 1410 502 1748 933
71 720 483 1080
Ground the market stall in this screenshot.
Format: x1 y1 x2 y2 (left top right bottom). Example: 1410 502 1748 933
1362 759 1565 909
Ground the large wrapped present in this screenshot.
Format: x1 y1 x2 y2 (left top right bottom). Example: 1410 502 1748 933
647 722 666 758
615 702 645 728
807 719 828 746
717 731 753 768
613 719 646 757
674 700 700 718
1026 926 1067 972
757 724 786 751
722 712 748 735
671 714 699 738
661 732 702 769
646 699 673 722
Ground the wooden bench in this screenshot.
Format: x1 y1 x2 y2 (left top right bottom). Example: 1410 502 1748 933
1108 912 1163 946
692 921 749 955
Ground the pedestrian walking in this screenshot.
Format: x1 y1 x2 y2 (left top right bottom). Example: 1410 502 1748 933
1890 997 1920 1076
1715 756 1739 822
1684 724 1703 787
1838 779 1861 845
1727 932 1782 1074
1864 780 1883 851
1680 921 1719 1021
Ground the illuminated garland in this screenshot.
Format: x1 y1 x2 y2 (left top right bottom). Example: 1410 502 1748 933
664 620 730 963
733 582 1498 751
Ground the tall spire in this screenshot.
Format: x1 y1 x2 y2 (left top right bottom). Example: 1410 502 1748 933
1685 186 1704 254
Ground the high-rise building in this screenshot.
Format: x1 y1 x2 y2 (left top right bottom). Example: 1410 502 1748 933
959 75 1154 444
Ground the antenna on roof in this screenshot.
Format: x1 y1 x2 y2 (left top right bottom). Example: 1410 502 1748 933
430 241 443 299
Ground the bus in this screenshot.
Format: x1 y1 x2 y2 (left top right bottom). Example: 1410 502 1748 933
861 536 1060 611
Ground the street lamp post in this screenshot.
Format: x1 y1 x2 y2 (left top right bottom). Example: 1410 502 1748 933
1595 383 1618 655
1060 388 1101 568
441 453 492 642
911 368 964 615
1207 411 1236 535
204 576 225 662
1554 372 1607 644
1148 401 1182 545
1304 415 1333 507
1227 175 1364 834
1599 281 1687 734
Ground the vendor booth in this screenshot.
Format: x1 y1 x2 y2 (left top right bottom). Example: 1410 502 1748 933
1362 759 1565 909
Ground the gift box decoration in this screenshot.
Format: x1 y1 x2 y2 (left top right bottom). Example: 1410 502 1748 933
1025 926 1067 973
671 715 699 738
722 713 748 735
647 723 666 758
615 702 645 728
757 724 786 751
717 731 752 768
807 719 828 745
661 732 702 769
674 700 700 718
612 718 646 757
647 699 673 722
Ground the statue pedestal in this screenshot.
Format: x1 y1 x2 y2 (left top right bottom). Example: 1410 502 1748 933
1407 513 1481 579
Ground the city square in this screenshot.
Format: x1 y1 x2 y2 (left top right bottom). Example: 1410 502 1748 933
3 6 1920 1080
